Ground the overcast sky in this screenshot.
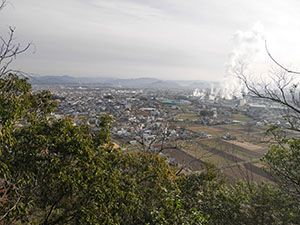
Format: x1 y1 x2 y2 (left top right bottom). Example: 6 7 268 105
1 0 300 81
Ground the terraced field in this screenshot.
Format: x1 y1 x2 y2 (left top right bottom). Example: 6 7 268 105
121 122 274 183
173 123 274 183
177 138 272 182
188 123 269 145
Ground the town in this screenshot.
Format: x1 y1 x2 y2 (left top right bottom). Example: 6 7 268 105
33 83 290 183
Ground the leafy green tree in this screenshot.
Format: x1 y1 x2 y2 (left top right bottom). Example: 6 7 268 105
264 127 300 201
177 163 224 211
0 74 206 224
199 110 213 117
237 44 300 220
178 164 299 225
0 2 206 222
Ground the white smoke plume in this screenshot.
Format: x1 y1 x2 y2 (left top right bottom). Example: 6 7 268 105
193 88 206 99
221 22 266 99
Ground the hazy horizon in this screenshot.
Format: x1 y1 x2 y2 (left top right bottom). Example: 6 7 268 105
1 0 300 81
30 74 219 82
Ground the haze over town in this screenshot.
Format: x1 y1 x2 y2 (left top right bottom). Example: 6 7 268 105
3 0 300 223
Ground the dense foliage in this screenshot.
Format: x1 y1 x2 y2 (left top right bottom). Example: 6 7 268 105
0 74 300 224
264 127 300 200
177 164 299 225
0 74 206 224
1 0 300 223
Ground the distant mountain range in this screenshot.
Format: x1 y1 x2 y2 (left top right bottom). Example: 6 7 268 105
25 75 219 89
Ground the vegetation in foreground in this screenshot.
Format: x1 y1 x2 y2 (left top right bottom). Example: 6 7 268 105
0 74 299 224
0 0 300 222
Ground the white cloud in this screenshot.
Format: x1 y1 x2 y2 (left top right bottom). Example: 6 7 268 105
1 0 300 80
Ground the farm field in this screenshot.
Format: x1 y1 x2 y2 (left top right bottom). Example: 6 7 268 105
120 120 274 183
231 113 252 122
177 113 201 120
187 123 269 146
175 123 273 183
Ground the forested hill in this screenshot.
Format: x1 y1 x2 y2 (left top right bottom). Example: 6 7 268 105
26 75 217 89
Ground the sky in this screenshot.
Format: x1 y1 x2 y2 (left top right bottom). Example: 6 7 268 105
1 0 300 81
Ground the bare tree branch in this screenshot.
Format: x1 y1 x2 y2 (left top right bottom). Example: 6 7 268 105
265 40 300 75
239 69 300 116
0 26 32 76
0 0 6 10
0 181 24 222
0 196 22 222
